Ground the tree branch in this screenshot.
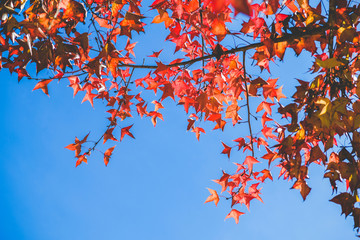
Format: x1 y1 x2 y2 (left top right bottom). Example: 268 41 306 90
243 51 254 158
119 25 330 69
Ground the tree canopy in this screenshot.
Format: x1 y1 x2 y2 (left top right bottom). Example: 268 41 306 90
2 0 360 234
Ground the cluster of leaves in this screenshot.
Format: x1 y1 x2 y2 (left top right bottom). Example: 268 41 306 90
3 0 360 233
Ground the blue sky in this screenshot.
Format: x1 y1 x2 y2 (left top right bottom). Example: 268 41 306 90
1 53 358 240
0 5 359 240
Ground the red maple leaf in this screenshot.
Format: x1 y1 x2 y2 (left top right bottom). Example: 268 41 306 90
104 146 116 166
160 82 175 101
148 49 163 58
125 39 137 57
259 169 273 182
120 125 135 141
243 156 260 173
233 137 245 150
68 76 81 97
256 101 275 115
148 111 163 126
33 79 53 96
221 142 232 158
75 155 88 167
192 127 205 141
103 128 117 144
65 133 89 157
81 92 98 107
261 125 277 139
225 209 245 224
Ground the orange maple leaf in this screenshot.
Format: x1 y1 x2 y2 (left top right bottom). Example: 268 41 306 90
65 133 89 157
104 146 116 166
256 101 275 115
75 155 88 167
192 127 205 141
33 79 53 96
204 188 219 206
225 209 245 224
211 18 227 40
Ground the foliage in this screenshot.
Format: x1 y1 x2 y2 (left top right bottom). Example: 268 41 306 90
2 0 360 234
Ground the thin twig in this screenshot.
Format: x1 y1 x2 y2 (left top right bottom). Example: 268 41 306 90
85 67 135 155
243 51 254 157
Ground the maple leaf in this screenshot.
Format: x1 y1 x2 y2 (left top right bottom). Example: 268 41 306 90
125 39 137 57
81 92 97 107
330 193 356 217
231 0 251 16
259 169 273 182
75 155 88 167
225 104 241 125
256 101 275 115
243 156 260 173
192 127 205 141
261 113 272 127
152 100 164 111
120 125 135 141
152 9 173 28
248 183 263 203
160 82 175 101
291 180 311 201
261 146 279 166
214 171 230 193
103 128 117 144
68 76 81 97
233 137 245 150
261 125 277 139
148 50 163 58
221 142 232 158
154 61 169 75
65 133 89 157
33 79 53 96
204 188 219 206
59 0 87 22
211 19 227 41
309 145 327 165
149 111 163 127
178 97 195 114
225 209 245 224
187 119 195 131
15 68 29 81
104 146 116 166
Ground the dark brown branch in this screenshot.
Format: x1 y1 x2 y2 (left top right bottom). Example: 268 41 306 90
119 25 330 69
328 0 335 58
243 51 254 158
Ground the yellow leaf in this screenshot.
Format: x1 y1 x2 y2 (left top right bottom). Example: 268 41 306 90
316 97 331 115
315 58 344 69
305 12 322 25
295 125 305 140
